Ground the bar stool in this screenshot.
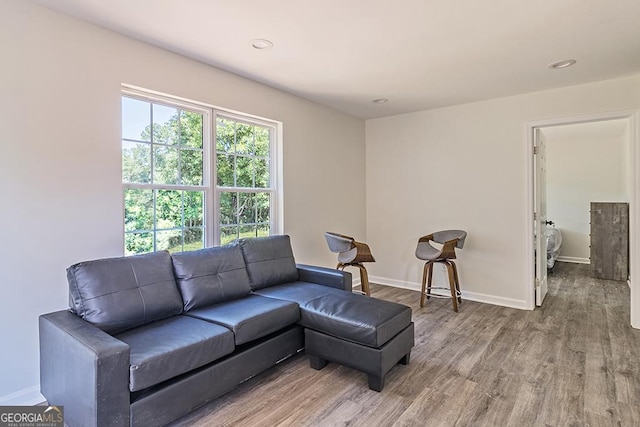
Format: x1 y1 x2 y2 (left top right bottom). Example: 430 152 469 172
324 232 375 296
415 230 467 312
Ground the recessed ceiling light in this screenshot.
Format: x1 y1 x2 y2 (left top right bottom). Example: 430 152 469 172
548 59 576 70
250 39 273 50
372 98 388 104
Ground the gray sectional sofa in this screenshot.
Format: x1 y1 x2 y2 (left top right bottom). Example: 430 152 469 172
39 235 414 426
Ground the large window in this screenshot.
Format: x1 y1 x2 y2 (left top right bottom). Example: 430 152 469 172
121 89 280 255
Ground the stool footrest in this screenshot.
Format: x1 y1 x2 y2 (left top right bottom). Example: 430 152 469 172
423 286 461 298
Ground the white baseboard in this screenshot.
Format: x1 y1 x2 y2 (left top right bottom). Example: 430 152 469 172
369 275 531 310
368 276 419 292
557 256 590 265
459 289 531 310
0 385 44 406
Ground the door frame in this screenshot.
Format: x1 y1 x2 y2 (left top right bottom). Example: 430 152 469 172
524 109 640 328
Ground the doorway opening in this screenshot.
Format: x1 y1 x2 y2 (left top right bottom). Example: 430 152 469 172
526 110 640 328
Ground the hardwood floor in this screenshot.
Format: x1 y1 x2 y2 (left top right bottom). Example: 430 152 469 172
170 263 640 426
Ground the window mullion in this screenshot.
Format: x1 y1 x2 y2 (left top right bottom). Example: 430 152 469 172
124 182 204 192
180 190 185 252
252 130 256 188
150 103 155 185
177 109 182 187
207 112 216 247
217 187 274 193
152 189 157 252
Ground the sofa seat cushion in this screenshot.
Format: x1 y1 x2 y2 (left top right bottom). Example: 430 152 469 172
187 295 300 345
301 293 412 348
171 245 252 311
239 235 299 289
253 281 348 305
67 250 183 334
115 315 235 392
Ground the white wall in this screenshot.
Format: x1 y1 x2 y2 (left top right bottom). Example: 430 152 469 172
366 75 640 309
0 0 365 402
545 121 629 262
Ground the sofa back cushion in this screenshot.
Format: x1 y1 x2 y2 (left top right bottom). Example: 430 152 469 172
171 245 251 311
67 250 183 334
239 235 299 290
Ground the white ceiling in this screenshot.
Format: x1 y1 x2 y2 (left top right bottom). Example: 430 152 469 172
32 0 640 119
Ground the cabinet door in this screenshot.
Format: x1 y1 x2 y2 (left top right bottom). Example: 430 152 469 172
590 202 629 281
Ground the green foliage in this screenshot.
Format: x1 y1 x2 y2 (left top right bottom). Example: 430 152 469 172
124 188 205 255
218 191 270 245
122 142 151 184
125 232 153 255
124 189 153 232
216 117 270 188
124 103 203 186
219 224 269 246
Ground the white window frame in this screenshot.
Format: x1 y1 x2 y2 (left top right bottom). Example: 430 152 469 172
121 85 283 252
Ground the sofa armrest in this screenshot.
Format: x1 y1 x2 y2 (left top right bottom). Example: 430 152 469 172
40 310 130 427
297 264 352 292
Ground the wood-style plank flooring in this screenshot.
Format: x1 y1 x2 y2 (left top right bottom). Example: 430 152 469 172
170 262 640 426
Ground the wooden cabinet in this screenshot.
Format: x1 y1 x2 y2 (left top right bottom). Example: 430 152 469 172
590 202 629 281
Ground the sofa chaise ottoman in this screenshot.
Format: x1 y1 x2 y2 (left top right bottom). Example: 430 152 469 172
39 235 414 426
241 237 414 392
